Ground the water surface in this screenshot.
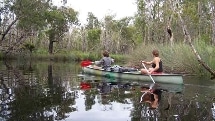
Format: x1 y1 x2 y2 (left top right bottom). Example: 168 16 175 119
0 60 214 121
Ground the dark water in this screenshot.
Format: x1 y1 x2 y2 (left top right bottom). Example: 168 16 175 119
0 60 214 121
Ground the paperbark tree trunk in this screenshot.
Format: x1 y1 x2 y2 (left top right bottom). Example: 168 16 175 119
211 8 215 46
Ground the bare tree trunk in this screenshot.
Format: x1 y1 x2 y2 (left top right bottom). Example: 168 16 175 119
49 40 54 54
177 7 215 78
211 6 215 46
48 32 55 54
81 28 87 52
147 26 150 45
167 0 174 46
167 25 173 47
212 19 215 46
197 2 202 39
143 27 147 45
0 18 18 42
168 16 174 47
104 30 111 51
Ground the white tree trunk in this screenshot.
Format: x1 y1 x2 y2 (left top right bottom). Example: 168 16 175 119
211 10 215 46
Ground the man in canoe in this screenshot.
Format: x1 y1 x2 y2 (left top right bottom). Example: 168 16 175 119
141 49 163 74
93 50 114 71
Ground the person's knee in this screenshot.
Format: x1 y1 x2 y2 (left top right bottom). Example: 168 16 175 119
141 69 147 74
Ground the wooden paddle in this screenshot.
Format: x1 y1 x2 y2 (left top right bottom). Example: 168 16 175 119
80 60 94 67
141 62 155 83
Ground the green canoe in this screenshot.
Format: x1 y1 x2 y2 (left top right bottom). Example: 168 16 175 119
78 74 184 93
82 66 184 85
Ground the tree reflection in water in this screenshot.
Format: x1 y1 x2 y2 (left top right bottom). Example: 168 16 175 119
0 61 214 121
0 62 78 121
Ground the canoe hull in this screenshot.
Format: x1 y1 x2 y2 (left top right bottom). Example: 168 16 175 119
82 66 184 85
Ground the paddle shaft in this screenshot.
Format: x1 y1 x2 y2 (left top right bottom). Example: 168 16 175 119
142 63 155 83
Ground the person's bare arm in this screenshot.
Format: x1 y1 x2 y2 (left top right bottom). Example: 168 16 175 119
142 60 153 65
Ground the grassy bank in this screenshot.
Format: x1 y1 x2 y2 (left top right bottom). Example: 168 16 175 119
1 50 126 63
126 42 215 77
1 41 214 77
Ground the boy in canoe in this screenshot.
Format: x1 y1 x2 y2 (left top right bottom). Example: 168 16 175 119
141 49 163 74
94 50 114 71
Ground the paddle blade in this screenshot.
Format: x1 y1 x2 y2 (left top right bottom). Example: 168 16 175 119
80 60 92 67
80 82 91 90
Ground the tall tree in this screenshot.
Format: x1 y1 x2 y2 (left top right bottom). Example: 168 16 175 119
45 6 78 54
134 0 147 44
85 12 101 52
0 0 50 54
86 12 100 29
0 0 78 55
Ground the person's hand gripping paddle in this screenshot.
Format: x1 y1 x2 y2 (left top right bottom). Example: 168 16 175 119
141 62 155 83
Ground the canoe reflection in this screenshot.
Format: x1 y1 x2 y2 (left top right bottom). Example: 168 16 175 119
80 79 134 94
98 82 132 94
78 74 186 120
79 74 184 94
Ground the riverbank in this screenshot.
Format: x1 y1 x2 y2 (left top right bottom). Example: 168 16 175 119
0 50 127 63
1 42 215 78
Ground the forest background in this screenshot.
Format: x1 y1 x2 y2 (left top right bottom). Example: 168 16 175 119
0 0 215 78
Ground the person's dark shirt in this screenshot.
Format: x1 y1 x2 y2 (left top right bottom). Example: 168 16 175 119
152 60 163 72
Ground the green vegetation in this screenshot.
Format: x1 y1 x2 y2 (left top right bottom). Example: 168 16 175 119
4 39 214 78
1 0 215 77
127 41 215 77
8 50 125 63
